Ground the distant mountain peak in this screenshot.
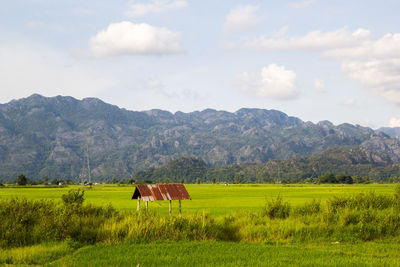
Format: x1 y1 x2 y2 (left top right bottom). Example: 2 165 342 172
0 94 399 181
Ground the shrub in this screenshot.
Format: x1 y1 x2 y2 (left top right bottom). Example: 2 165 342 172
295 199 321 216
394 184 400 208
328 192 393 213
61 189 85 207
263 195 291 219
0 197 117 248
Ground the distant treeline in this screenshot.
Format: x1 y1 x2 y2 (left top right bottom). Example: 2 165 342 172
3 152 400 185
125 155 399 184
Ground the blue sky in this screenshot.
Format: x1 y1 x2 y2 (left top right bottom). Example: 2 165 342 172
1 0 400 128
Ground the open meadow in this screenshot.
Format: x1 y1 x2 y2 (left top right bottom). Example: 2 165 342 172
1 184 400 266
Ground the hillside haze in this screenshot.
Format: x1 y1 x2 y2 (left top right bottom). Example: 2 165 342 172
0 94 399 181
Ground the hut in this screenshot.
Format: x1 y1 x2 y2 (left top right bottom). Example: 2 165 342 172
132 184 191 215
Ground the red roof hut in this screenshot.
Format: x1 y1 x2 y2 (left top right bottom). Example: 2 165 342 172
132 184 191 214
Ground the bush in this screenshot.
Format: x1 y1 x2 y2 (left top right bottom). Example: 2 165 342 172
295 199 321 216
61 189 85 207
394 184 400 208
263 195 291 219
327 192 393 212
0 197 117 248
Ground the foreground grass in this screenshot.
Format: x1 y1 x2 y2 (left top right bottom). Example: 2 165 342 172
0 184 395 215
2 241 399 266
0 242 73 265
52 241 400 267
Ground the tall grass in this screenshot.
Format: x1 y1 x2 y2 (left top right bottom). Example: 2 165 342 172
2 186 400 249
0 190 117 248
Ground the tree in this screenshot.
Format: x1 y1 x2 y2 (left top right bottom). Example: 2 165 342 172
196 177 201 184
317 173 337 184
336 174 353 184
211 177 216 184
43 176 48 185
16 174 28 186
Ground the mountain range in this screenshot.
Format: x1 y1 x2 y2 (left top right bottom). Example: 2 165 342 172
0 94 399 182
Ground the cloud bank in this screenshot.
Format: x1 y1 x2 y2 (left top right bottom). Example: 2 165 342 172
241 28 400 104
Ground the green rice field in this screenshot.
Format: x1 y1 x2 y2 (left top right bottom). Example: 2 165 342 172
1 183 400 266
2 240 400 266
0 184 395 215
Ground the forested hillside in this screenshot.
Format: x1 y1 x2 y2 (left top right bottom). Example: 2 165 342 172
1 94 400 182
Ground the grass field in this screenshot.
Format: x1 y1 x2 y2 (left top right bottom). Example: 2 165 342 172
0 184 395 215
52 241 400 267
1 183 400 266
2 241 399 266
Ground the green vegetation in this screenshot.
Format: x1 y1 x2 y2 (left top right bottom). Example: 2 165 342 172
120 152 400 185
0 184 395 215
0 191 116 248
15 174 28 186
1 188 400 245
132 157 207 184
0 242 73 265
53 241 400 267
1 184 400 265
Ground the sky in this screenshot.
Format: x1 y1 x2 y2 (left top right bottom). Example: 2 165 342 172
1 0 400 128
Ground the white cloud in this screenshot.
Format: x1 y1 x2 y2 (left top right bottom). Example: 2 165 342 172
244 28 370 51
0 41 115 103
126 0 187 17
330 33 400 104
389 117 400 127
223 5 265 33
241 27 400 105
89 21 183 58
238 64 297 100
286 0 316 9
314 79 325 92
324 32 400 59
341 58 400 103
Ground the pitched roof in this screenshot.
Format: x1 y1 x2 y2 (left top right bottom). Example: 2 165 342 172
132 184 191 201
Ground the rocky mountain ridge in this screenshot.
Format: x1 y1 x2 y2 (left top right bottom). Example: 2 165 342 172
0 94 399 181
